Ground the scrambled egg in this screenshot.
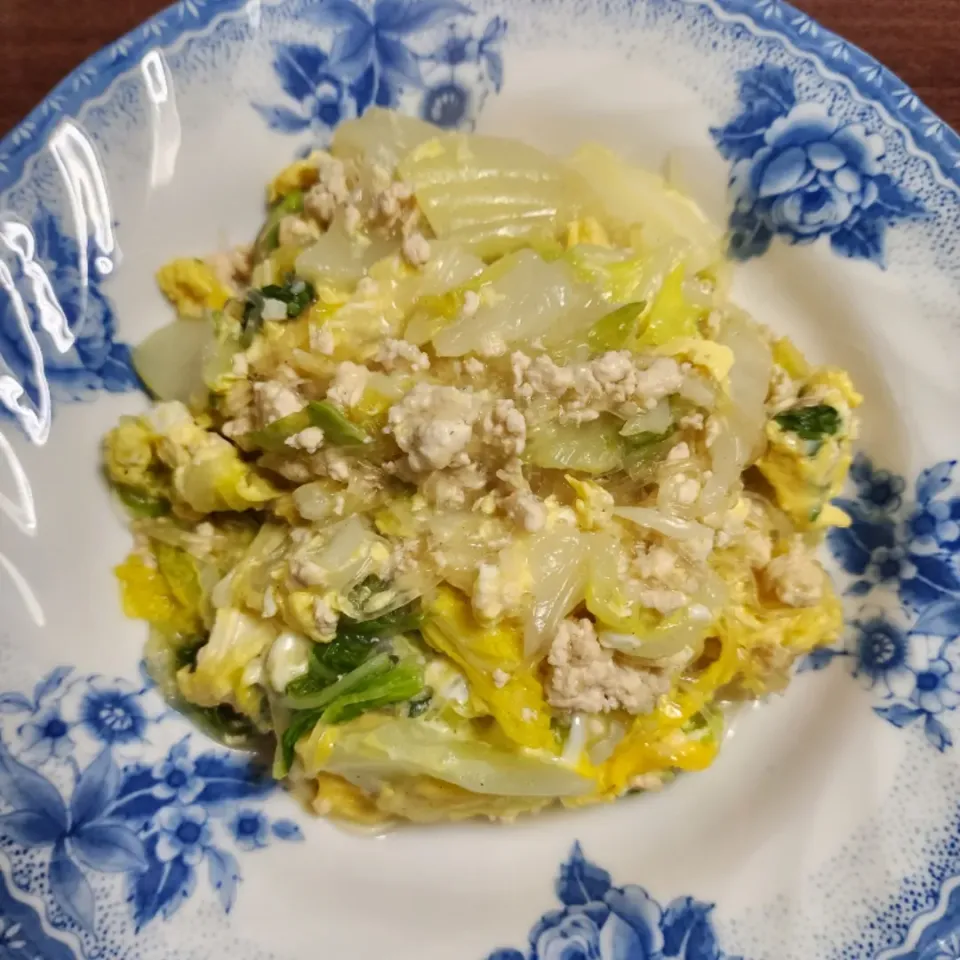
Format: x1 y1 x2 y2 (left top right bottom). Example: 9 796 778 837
156 258 231 318
268 157 321 204
104 110 861 826
757 368 862 529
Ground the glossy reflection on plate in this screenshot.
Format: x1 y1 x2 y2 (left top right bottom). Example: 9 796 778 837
0 2 959 959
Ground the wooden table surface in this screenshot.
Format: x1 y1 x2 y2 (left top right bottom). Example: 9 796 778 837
0 0 957 138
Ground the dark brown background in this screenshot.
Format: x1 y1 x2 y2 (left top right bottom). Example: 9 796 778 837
0 0 957 136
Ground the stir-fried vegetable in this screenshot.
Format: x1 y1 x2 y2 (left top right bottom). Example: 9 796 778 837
104 108 859 826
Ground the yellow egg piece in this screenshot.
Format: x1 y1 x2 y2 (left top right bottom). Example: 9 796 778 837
156 258 231 318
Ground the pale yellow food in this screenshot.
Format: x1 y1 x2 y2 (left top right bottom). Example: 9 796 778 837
101 109 858 824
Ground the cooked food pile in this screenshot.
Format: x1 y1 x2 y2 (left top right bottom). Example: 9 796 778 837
102 108 859 824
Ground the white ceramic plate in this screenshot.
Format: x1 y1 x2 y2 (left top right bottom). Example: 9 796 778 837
2 2 960 958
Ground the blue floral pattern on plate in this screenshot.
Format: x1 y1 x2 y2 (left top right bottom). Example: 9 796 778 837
0 212 136 439
711 65 926 265
485 843 739 960
0 666 303 955
0 870 77 960
254 0 506 138
803 456 960 751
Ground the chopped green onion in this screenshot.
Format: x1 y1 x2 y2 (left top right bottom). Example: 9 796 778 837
774 404 841 442
242 274 316 346
306 401 370 446
282 652 395 711
253 189 305 261
115 485 170 518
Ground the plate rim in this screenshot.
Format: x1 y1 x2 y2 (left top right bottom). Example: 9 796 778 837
0 0 958 199
1 2 959 958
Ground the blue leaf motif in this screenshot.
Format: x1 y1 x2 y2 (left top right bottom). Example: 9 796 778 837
70 821 149 874
710 99 784 162
661 896 722 959
109 789 172 823
191 754 272 805
271 819 305 841
917 461 955 504
192 753 265 782
846 580 873 597
303 0 370 30
830 216 886 265
827 526 872 576
329 21 377 78
0 692 32 714
195 777 272 805
555 842 612 906
71 748 121 827
206 846 240 913
252 103 311 133
374 0 473 34
160 856 197 921
799 647 842 673
131 835 196 929
49 840 95 932
109 765 170 823
273 44 333 101
924 713 953 752
874 704 925 729
0 809 64 846
912 554 960 593
32 667 72 708
0 741 68 830
736 64 796 115
375 74 399 107
376 34 424 84
901 576 954 612
484 49 504 92
481 15 507 45
909 599 960 639
351 65 377 114
870 173 927 221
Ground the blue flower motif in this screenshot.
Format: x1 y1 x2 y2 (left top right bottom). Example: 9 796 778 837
18 707 73 763
153 805 212 866
228 810 268 851
0 742 148 932
254 2 505 141
305 0 472 92
0 666 303 941
0 213 137 435
865 546 917 587
850 455 906 511
254 45 367 138
908 498 960 556
150 739 203 804
489 843 733 960
255 0 475 139
852 615 912 695
80 688 148 746
421 82 471 127
820 455 960 752
826 506 896 580
711 65 925 264
908 637 960 716
420 17 506 128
